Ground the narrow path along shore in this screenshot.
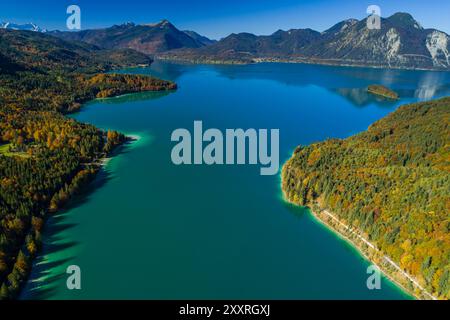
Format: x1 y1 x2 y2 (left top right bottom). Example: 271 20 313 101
318 209 437 300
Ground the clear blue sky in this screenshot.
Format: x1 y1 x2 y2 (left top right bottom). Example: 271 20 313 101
1 0 449 39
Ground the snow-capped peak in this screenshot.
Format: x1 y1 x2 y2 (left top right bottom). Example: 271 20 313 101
0 21 47 32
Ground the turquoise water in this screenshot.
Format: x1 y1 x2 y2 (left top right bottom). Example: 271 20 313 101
22 61 450 299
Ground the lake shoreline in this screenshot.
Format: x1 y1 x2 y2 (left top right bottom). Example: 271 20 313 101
20 131 143 300
156 56 450 72
280 180 437 300
20 61 445 300
15 79 156 300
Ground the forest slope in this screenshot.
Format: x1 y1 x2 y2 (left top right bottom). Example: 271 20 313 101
0 29 176 299
282 97 450 299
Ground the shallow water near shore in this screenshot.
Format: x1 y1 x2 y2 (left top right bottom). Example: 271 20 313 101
22 61 450 299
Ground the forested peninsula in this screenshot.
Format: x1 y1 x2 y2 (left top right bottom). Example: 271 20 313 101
0 29 176 299
282 97 450 300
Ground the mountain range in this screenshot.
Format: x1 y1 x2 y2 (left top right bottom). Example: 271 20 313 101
0 29 152 74
5 12 450 71
50 20 214 54
160 12 450 70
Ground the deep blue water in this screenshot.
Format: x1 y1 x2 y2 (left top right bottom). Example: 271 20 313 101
22 61 450 299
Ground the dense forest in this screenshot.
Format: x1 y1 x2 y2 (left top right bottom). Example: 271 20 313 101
0 29 176 299
282 97 450 299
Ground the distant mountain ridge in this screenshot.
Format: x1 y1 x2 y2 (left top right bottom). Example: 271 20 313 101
161 13 450 70
23 13 450 70
183 30 217 46
50 20 215 55
0 28 152 74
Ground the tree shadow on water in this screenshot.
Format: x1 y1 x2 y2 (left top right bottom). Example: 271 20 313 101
98 90 172 105
59 166 113 212
24 272 67 300
281 199 310 220
45 222 77 235
21 162 118 299
23 134 139 299
21 219 80 300
44 241 80 254
21 248 75 300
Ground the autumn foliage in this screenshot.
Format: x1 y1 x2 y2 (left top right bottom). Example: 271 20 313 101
0 29 176 299
282 98 450 299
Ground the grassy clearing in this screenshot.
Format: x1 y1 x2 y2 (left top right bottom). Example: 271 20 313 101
0 143 31 158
